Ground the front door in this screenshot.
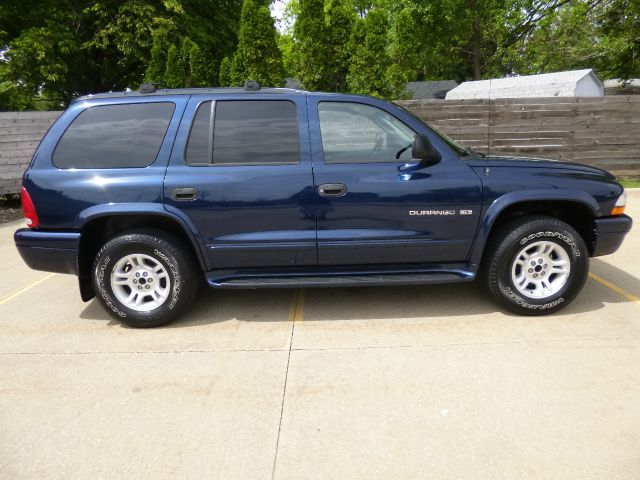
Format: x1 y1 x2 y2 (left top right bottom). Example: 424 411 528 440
164 94 316 269
308 97 483 266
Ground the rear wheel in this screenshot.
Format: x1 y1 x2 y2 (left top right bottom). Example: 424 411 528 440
484 216 588 315
92 231 198 327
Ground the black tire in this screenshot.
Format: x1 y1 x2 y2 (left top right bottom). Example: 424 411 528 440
483 215 589 315
91 230 199 327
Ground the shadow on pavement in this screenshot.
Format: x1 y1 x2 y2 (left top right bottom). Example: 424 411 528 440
78 266 635 327
591 258 640 297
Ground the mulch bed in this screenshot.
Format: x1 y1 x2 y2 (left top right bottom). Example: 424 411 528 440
0 195 23 224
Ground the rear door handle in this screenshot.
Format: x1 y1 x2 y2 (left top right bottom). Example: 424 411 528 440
170 187 198 201
318 183 347 197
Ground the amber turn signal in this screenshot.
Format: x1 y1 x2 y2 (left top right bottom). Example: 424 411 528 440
611 206 626 216
611 191 626 216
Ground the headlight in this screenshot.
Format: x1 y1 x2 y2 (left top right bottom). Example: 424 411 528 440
611 190 626 216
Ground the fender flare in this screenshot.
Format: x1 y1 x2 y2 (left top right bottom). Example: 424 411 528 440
75 203 209 271
469 189 600 265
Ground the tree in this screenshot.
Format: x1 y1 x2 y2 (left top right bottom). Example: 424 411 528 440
218 56 232 86
386 7 420 98
293 0 331 90
0 0 242 109
597 0 640 79
164 44 184 88
513 1 600 75
347 9 392 98
189 43 211 87
325 0 356 91
230 0 285 86
277 32 296 79
145 30 169 83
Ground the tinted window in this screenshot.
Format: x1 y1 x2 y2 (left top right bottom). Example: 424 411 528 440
53 102 174 169
185 101 213 165
318 102 415 164
185 100 299 165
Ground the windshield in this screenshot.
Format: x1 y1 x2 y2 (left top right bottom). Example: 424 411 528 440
396 105 469 156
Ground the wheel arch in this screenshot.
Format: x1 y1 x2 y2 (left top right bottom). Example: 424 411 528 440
76 206 208 301
470 190 599 266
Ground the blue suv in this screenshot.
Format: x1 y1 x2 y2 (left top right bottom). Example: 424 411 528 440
14 83 632 327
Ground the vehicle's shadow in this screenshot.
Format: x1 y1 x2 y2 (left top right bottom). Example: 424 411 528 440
590 258 640 296
80 259 638 328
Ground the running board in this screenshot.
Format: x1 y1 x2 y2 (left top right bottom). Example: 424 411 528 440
206 268 475 289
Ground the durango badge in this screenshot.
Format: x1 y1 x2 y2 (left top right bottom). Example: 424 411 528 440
409 210 456 216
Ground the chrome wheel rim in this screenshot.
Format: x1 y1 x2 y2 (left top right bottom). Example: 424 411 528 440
511 241 571 299
110 254 171 312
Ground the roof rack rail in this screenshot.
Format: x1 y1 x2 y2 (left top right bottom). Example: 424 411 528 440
139 82 164 94
244 80 261 91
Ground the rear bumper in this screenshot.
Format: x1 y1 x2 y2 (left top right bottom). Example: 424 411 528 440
14 229 80 275
592 214 633 257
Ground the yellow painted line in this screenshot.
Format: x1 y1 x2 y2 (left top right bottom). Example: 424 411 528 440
288 289 305 323
0 273 56 306
589 272 640 305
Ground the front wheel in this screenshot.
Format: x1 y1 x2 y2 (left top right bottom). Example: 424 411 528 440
484 216 589 315
91 231 198 327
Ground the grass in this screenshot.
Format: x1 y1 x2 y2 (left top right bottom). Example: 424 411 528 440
617 177 640 188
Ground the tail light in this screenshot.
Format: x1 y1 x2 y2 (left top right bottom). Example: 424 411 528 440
21 186 39 228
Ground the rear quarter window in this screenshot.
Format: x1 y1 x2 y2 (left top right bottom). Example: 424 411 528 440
52 102 175 169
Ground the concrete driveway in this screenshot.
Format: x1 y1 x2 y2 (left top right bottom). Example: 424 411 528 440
1 192 639 479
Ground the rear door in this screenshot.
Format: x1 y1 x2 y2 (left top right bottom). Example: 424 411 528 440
164 94 316 269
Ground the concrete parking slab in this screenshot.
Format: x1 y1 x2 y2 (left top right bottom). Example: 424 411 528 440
275 340 640 480
0 219 45 299
0 350 288 479
0 192 639 479
0 272 294 354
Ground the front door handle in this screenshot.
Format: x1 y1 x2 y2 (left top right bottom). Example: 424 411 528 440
318 183 347 197
170 187 198 201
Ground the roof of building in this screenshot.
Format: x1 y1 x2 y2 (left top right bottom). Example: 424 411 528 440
405 80 458 99
446 69 604 100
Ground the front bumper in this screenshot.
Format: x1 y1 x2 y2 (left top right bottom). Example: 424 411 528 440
592 214 633 257
14 229 80 274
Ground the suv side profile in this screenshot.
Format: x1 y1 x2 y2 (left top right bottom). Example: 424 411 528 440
15 83 632 327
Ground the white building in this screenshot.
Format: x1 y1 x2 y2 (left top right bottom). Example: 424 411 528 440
445 69 604 100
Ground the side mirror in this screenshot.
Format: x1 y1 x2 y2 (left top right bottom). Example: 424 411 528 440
412 134 441 165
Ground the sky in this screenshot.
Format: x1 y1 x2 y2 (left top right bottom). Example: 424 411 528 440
270 0 291 33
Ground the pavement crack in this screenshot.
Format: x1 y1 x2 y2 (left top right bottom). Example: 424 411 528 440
271 322 295 480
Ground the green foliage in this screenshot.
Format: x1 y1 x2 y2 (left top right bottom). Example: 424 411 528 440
597 0 640 79
516 2 600 74
147 36 213 87
164 44 183 88
325 0 356 91
218 56 232 86
145 30 169 83
386 7 420 98
346 9 393 98
0 0 242 109
189 43 211 87
1 0 640 109
293 0 331 90
230 0 284 86
277 33 296 78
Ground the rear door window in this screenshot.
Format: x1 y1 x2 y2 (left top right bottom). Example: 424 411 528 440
185 100 299 166
53 102 175 169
